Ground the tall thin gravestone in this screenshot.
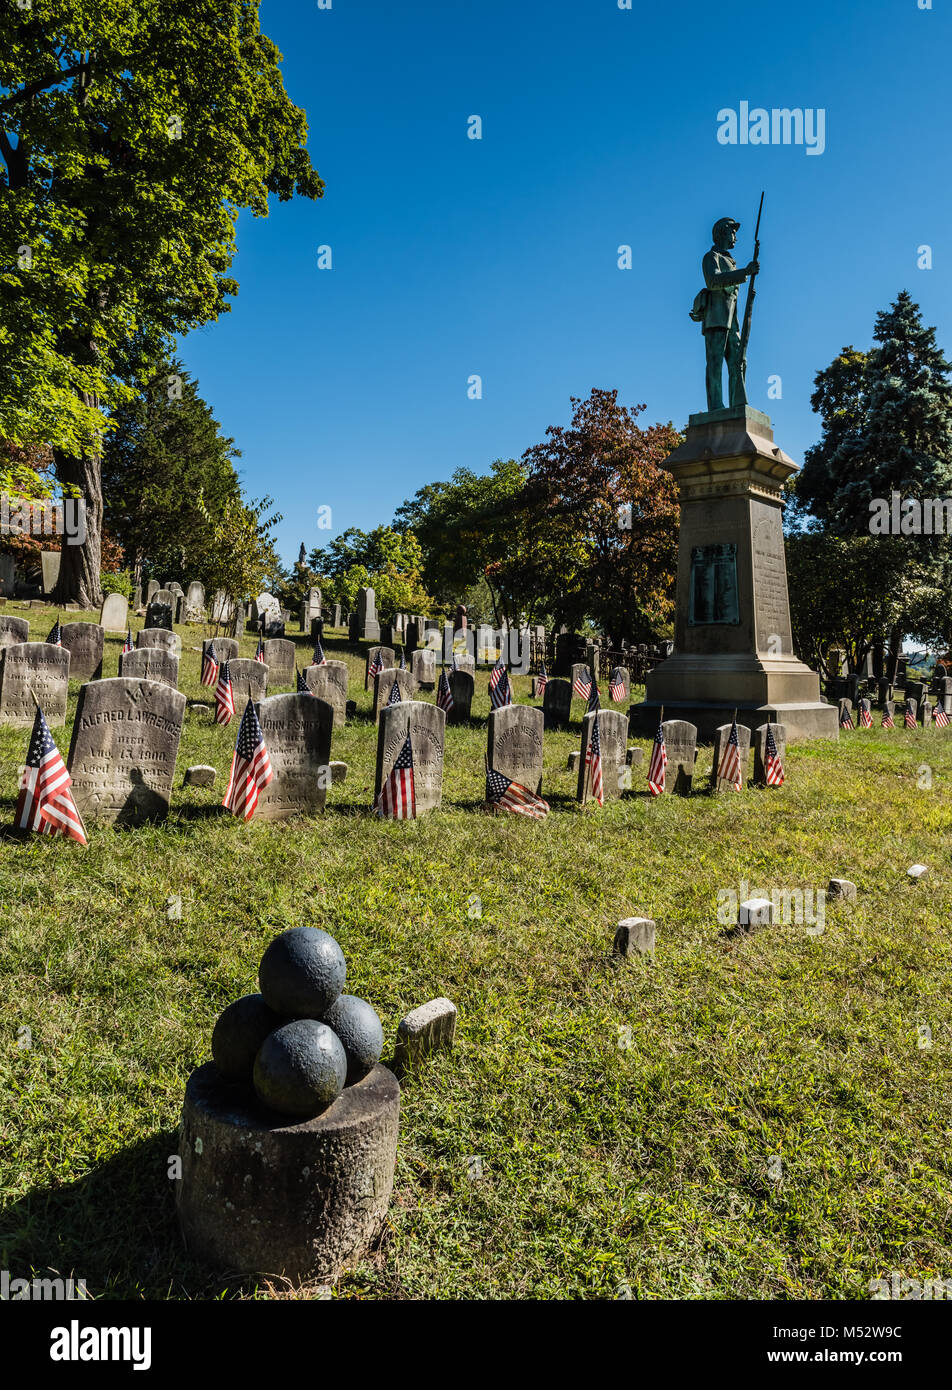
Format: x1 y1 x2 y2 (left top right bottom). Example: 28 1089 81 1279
375 701 444 813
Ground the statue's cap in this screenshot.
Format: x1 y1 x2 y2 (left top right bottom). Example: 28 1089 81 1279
712 217 740 240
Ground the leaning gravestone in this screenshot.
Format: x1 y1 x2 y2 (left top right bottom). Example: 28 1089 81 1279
230 658 268 706
365 646 395 691
542 678 572 730
304 661 349 727
752 722 788 786
447 668 474 722
137 627 179 654
203 636 239 666
375 700 445 813
410 648 436 690
263 639 295 687
60 622 104 681
487 704 544 795
373 668 415 721
119 647 180 689
66 677 186 825
661 720 698 795
145 600 174 631
0 615 30 649
0 642 70 726
578 709 628 803
99 592 129 633
710 722 751 792
254 693 334 820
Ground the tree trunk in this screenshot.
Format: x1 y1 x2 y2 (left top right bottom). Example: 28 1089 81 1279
886 625 902 683
52 440 103 609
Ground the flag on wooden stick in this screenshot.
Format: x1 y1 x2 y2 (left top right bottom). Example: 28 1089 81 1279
375 731 416 819
485 765 549 819
222 698 273 820
215 660 236 725
717 716 743 791
647 719 667 796
15 706 87 844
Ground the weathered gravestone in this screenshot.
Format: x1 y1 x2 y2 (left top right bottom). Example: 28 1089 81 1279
570 663 594 702
608 666 631 703
203 636 239 666
230 658 268 706
252 592 280 627
119 646 180 689
253 693 334 820
905 680 925 709
542 678 572 730
410 648 436 690
66 677 186 825
211 590 234 624
146 579 161 604
752 722 788 787
373 668 415 721
298 589 321 632
487 704 544 796
331 603 342 628
349 587 380 643
448 668 474 722
375 700 445 813
60 622 104 681
578 709 628 803
137 627 179 654
304 661 349 727
659 720 698 795
0 642 70 726
41 551 61 594
365 646 395 691
185 581 206 621
145 600 174 631
263 639 295 687
710 722 751 792
99 592 129 633
0 615 30 649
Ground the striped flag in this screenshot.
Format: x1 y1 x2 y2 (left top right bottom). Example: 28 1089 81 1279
222 698 273 820
485 765 549 820
489 657 506 695
297 668 311 693
15 707 87 844
839 704 854 730
904 702 917 730
935 704 950 728
368 648 384 680
535 662 548 697
859 698 873 728
764 725 784 787
313 639 327 666
215 660 236 725
436 668 454 713
609 668 626 702
254 634 266 663
490 663 512 709
717 717 743 790
881 706 895 729
647 720 667 796
386 675 403 707
122 628 134 655
587 680 601 713
375 731 416 819
572 665 592 700
46 617 61 646
201 644 219 686
585 713 605 806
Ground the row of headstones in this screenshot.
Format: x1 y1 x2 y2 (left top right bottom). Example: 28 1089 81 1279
839 695 947 726
828 673 952 711
143 579 211 623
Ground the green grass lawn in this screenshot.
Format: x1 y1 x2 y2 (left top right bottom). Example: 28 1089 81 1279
1 601 950 1300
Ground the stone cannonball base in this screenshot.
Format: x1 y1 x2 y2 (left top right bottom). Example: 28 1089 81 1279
176 1061 399 1280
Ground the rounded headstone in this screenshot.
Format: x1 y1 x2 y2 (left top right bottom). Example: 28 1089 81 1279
253 1019 347 1117
322 995 384 1083
258 926 346 1018
212 993 283 1083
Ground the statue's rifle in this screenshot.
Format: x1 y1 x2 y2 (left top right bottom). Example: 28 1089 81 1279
739 191 764 383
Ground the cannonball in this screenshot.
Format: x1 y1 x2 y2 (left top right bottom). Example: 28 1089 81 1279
212 993 283 1083
322 994 384 1084
253 1020 347 1118
258 927 346 1019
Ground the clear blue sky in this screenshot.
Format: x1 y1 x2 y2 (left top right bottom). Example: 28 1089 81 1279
179 0 952 565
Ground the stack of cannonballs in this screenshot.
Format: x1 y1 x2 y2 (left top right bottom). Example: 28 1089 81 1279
211 927 385 1118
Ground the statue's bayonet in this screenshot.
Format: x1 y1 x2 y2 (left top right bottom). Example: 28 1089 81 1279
739 191 764 383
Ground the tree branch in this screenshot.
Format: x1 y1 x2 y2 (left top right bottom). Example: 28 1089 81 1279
0 60 86 112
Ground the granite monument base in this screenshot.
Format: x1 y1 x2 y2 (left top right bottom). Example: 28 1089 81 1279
629 697 838 744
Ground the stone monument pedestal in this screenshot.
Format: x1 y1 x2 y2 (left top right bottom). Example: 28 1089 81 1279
176 1061 399 1279
629 406 838 744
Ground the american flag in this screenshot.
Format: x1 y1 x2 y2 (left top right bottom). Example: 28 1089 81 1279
572 665 592 700
585 713 605 806
313 639 327 666
215 660 236 724
15 707 87 844
485 765 549 819
935 703 950 728
490 662 512 709
717 717 743 791
375 730 416 819
764 725 784 787
222 698 273 820
839 703 854 730
609 668 626 702
46 617 61 646
254 634 266 663
122 628 134 655
859 698 873 728
368 648 384 680
535 662 548 698
881 705 895 729
386 675 403 707
904 702 917 730
647 720 667 795
297 668 311 693
587 680 601 713
436 668 454 713
201 644 219 686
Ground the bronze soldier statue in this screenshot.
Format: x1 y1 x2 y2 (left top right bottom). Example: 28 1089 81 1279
691 216 759 411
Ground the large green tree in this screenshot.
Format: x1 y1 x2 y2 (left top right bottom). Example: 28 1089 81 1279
0 1 322 606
